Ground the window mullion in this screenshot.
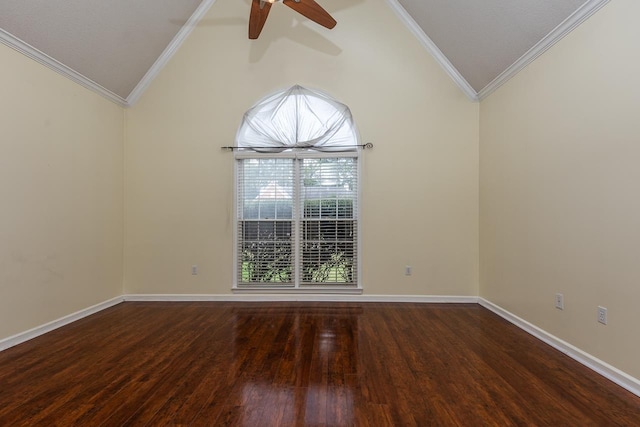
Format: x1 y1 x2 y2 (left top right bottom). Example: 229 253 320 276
293 158 301 288
234 160 242 287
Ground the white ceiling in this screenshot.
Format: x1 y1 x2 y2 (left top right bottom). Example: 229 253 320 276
398 0 588 92
0 0 204 100
0 0 609 105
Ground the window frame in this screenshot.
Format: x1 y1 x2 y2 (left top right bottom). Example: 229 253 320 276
232 150 362 294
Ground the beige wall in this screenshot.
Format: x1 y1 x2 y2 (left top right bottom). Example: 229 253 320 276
124 0 479 295
1 0 637 387
480 0 640 378
0 44 124 340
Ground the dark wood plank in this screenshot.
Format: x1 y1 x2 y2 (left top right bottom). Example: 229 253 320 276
0 302 638 426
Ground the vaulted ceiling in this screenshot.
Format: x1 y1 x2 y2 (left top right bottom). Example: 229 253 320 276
0 0 608 106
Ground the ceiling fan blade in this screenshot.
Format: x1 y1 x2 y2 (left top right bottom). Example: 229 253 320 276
282 0 336 29
249 0 272 39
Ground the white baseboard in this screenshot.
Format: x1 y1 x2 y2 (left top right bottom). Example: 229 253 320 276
478 298 640 398
123 293 479 303
5 293 636 399
0 294 477 353
0 296 124 352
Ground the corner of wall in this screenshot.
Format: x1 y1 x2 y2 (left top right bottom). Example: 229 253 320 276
121 107 128 295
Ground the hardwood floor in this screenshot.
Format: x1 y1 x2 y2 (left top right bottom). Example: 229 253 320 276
0 302 638 426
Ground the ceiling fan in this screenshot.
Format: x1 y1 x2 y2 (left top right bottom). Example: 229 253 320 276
249 0 336 39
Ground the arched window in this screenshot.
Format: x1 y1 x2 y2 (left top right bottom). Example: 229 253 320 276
234 85 361 292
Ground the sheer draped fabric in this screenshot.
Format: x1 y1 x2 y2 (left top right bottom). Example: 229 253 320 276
236 85 359 152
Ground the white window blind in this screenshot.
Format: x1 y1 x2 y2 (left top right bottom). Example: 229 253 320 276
299 157 357 285
237 155 358 288
237 158 295 285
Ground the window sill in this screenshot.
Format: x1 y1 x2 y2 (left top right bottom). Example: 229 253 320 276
232 286 363 295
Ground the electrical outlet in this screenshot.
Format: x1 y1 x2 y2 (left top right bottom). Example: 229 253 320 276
555 293 564 310
597 306 607 325
191 265 198 275
405 266 412 276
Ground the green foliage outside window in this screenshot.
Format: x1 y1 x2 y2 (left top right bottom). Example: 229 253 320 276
241 199 355 284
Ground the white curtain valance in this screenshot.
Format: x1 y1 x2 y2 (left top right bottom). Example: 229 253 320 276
235 85 359 153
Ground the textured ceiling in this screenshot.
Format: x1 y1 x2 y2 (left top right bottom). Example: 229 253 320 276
0 0 203 99
397 0 588 92
0 0 604 104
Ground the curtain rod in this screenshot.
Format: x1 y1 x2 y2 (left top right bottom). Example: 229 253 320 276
221 143 373 151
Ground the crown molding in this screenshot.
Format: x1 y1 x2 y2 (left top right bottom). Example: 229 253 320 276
0 0 218 108
125 0 218 106
0 28 128 107
384 0 479 102
386 0 610 104
477 0 610 100
2 0 609 107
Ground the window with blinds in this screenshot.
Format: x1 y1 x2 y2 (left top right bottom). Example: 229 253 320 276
236 155 358 289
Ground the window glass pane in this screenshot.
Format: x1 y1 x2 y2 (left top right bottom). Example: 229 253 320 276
301 224 356 284
241 158 293 220
238 157 294 285
301 158 357 219
237 156 357 288
239 220 293 284
298 157 357 285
